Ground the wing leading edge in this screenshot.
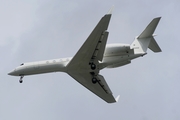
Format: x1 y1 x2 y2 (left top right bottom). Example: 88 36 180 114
67 10 117 103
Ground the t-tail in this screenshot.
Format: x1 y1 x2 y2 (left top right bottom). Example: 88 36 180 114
130 17 162 54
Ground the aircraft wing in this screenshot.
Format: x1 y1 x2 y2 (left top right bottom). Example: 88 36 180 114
68 72 117 103
67 9 117 103
67 12 112 70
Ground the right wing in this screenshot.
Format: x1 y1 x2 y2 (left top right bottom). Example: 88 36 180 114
68 72 117 103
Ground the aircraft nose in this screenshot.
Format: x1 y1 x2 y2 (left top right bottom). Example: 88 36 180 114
8 70 17 76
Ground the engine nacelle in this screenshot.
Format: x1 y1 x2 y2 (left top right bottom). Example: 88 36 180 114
104 44 133 57
106 60 131 68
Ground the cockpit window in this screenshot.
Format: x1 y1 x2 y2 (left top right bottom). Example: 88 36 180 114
20 63 24 66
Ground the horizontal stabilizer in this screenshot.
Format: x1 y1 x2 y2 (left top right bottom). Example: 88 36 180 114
149 37 162 52
138 17 161 39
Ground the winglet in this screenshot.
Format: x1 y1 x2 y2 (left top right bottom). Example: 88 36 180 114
107 6 114 15
115 95 120 102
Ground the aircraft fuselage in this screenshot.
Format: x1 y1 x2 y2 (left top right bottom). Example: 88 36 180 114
8 44 144 76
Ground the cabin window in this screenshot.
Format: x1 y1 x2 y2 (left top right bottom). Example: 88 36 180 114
20 63 24 66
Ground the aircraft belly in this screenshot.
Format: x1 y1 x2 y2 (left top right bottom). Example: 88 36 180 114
20 62 67 76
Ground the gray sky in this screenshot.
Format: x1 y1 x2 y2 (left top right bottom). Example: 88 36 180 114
0 0 180 120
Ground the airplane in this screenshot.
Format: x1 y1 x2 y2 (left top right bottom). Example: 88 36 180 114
8 8 162 103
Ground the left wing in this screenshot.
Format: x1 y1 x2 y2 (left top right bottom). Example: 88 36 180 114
68 72 117 103
67 12 112 70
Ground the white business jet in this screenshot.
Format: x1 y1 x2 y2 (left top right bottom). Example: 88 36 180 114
8 8 161 103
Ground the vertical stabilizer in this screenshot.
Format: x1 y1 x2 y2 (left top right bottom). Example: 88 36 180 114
131 17 161 54
138 17 161 39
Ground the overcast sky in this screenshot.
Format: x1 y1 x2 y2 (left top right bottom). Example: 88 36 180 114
0 0 180 120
